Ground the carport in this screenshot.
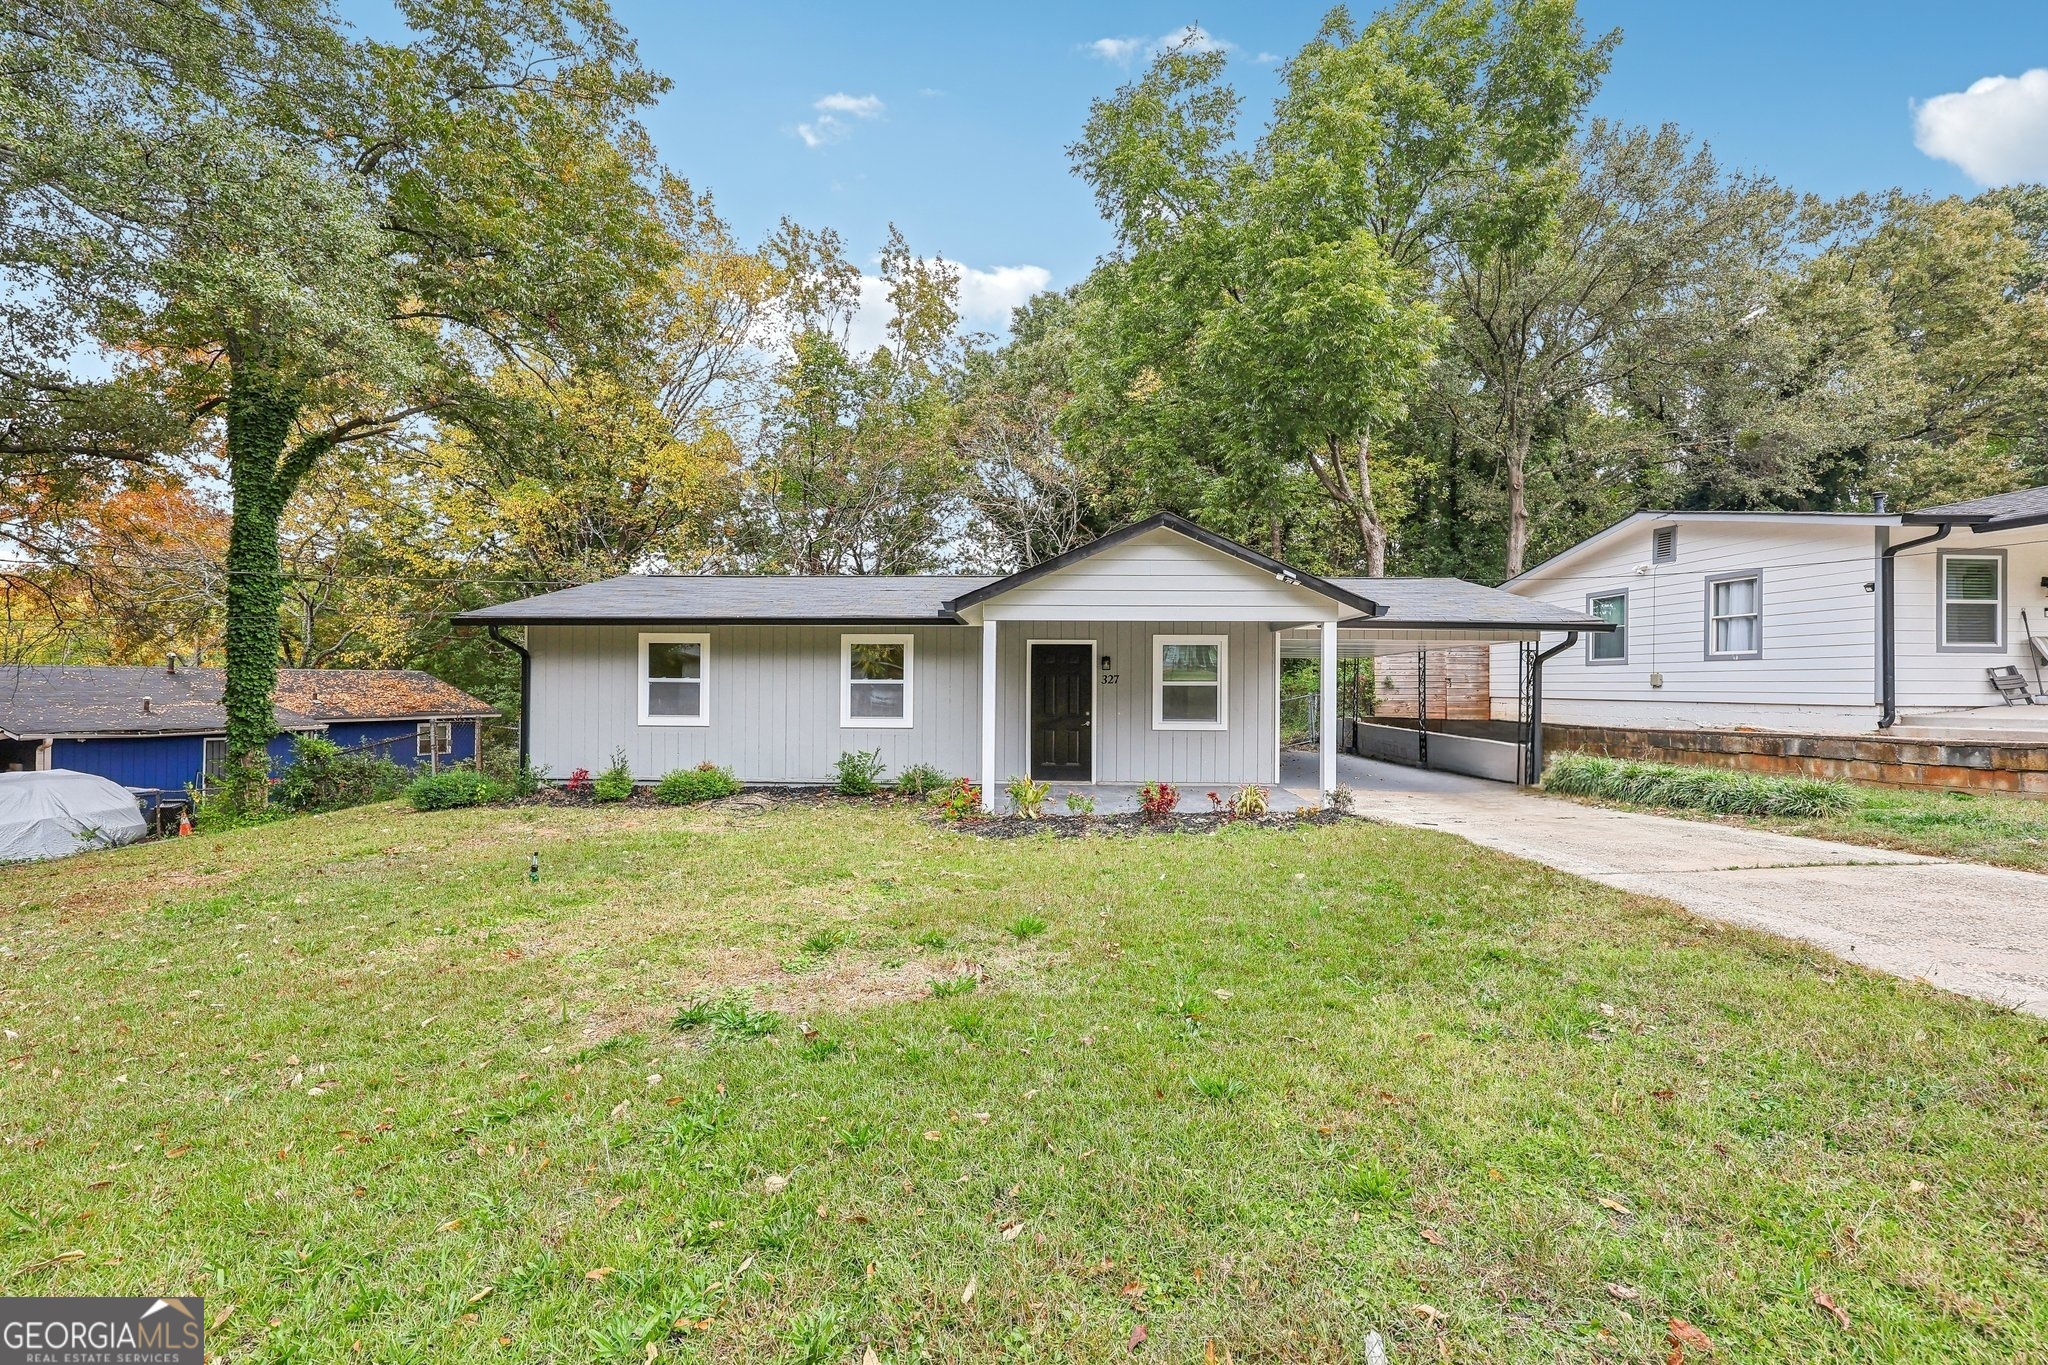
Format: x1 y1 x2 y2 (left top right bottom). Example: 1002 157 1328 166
1277 578 1611 786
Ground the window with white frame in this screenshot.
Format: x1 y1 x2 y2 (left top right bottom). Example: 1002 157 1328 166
1940 552 2004 649
1706 573 1763 659
639 632 709 725
202 737 228 781
1154 635 1226 729
842 634 913 727
416 720 453 757
1587 592 1627 662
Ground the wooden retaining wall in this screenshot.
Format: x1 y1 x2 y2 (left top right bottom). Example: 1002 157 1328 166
1545 723 2048 797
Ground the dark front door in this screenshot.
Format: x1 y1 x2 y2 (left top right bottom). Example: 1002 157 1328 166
1029 643 1092 780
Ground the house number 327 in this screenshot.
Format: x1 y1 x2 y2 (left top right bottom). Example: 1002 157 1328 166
1100 673 1119 685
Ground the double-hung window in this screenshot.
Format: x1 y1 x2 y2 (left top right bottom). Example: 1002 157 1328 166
416 721 453 757
1705 573 1763 660
202 737 228 782
639 632 709 725
1154 635 1227 729
1587 592 1627 663
842 634 913 727
1939 553 2004 650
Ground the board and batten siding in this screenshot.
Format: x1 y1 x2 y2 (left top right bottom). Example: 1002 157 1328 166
974 528 1341 622
1491 519 1886 730
528 624 981 783
1890 525 2048 710
992 620 1278 786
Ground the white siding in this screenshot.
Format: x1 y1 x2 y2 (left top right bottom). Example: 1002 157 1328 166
1491 519 1884 730
976 528 1340 622
1893 526 2048 710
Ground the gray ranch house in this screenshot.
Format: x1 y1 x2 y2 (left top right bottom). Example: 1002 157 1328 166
460 515 1603 809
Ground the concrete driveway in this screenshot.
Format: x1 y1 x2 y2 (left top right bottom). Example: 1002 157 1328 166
1279 751 2048 1017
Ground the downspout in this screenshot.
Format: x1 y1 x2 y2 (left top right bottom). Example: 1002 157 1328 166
1525 631 1580 784
1878 525 1952 729
486 625 532 769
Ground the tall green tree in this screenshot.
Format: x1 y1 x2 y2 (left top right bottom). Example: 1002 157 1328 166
1067 1 1612 573
3 0 676 794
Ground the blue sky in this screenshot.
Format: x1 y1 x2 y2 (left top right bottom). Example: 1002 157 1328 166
521 2 2048 332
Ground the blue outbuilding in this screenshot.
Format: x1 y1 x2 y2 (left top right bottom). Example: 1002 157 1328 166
0 660 498 799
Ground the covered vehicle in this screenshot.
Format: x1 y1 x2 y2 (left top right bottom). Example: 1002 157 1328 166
0 769 148 862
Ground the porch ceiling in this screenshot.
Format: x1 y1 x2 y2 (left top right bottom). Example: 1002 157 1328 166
1277 626 1547 658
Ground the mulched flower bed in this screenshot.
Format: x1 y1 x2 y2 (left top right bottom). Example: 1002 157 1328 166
943 808 1353 839
508 783 926 811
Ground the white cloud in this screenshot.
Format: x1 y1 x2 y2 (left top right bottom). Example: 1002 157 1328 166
1085 24 1232 67
794 92 886 149
843 262 1055 353
1254 51 1281 65
1913 68 2048 184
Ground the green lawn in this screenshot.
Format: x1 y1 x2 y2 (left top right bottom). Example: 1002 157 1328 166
1551 781 2048 873
2 801 2043 1362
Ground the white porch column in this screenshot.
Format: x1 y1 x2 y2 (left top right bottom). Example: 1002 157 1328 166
980 618 998 812
1318 619 1338 799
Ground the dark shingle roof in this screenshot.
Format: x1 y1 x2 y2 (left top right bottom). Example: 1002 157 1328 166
456 571 1604 631
1908 485 2048 531
456 575 1000 625
0 667 496 739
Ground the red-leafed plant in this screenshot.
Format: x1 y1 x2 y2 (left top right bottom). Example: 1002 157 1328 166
933 778 983 822
1138 780 1179 821
566 767 592 794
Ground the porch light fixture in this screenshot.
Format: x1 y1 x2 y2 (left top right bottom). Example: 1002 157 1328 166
1100 655 1112 672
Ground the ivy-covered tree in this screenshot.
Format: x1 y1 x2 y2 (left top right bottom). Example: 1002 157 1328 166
3 0 677 798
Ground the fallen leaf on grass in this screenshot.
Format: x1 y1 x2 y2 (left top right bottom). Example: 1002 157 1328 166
961 1275 976 1305
1410 1304 1446 1324
1419 1228 1446 1246
1000 1220 1025 1241
584 1267 614 1282
763 1173 789 1195
1811 1290 1850 1328
1128 1322 1147 1350
863 1350 880 1365
1605 1283 1640 1301
644 1343 657 1364
466 1287 493 1305
1666 1317 1714 1355
437 1218 463 1232
1597 1198 1632 1215
922 1130 942 1142
164 1145 192 1159
607 1100 629 1122
210 1305 236 1331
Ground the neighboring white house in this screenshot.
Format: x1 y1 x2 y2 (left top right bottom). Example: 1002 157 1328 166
1491 487 2048 734
460 514 1606 808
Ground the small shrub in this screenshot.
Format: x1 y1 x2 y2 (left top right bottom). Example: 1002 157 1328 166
931 778 983 822
1138 780 1180 821
1008 914 1048 940
1327 784 1356 814
1005 774 1051 819
654 763 740 805
274 734 409 813
834 748 887 796
479 746 546 797
1230 785 1271 819
894 764 953 797
1543 751 1855 819
591 748 635 803
565 767 592 795
406 768 503 811
1063 791 1096 817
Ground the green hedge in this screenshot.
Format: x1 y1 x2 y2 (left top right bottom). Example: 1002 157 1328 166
654 764 741 805
406 769 505 811
1542 751 1855 819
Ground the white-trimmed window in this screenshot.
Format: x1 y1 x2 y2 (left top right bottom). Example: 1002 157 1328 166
416 721 453 757
1587 592 1627 663
842 634 913 727
1706 573 1763 660
1153 635 1227 729
639 632 709 725
1939 552 2004 650
202 737 228 781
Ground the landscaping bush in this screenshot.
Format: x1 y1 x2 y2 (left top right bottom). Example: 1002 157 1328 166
1004 774 1050 819
1063 791 1096 817
655 762 741 805
1542 751 1855 818
591 749 635 803
405 768 503 810
1138 780 1180 821
479 746 546 797
931 778 983 822
894 764 952 797
1230 785 1271 819
834 748 886 796
273 735 409 813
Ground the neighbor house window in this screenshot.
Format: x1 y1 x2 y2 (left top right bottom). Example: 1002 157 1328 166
1587 592 1627 663
202 737 227 781
1706 573 1763 660
1939 552 2004 650
416 721 453 757
1154 635 1227 729
842 634 913 727
639 632 709 725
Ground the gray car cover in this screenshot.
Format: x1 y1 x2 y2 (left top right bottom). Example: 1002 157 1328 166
0 769 148 862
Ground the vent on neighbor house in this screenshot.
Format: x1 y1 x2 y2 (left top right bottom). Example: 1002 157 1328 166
1652 526 1677 565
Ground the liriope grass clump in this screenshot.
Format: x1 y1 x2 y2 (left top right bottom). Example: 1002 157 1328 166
1542 751 1854 818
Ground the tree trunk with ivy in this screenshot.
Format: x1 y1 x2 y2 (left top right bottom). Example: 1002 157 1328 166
220 358 315 805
